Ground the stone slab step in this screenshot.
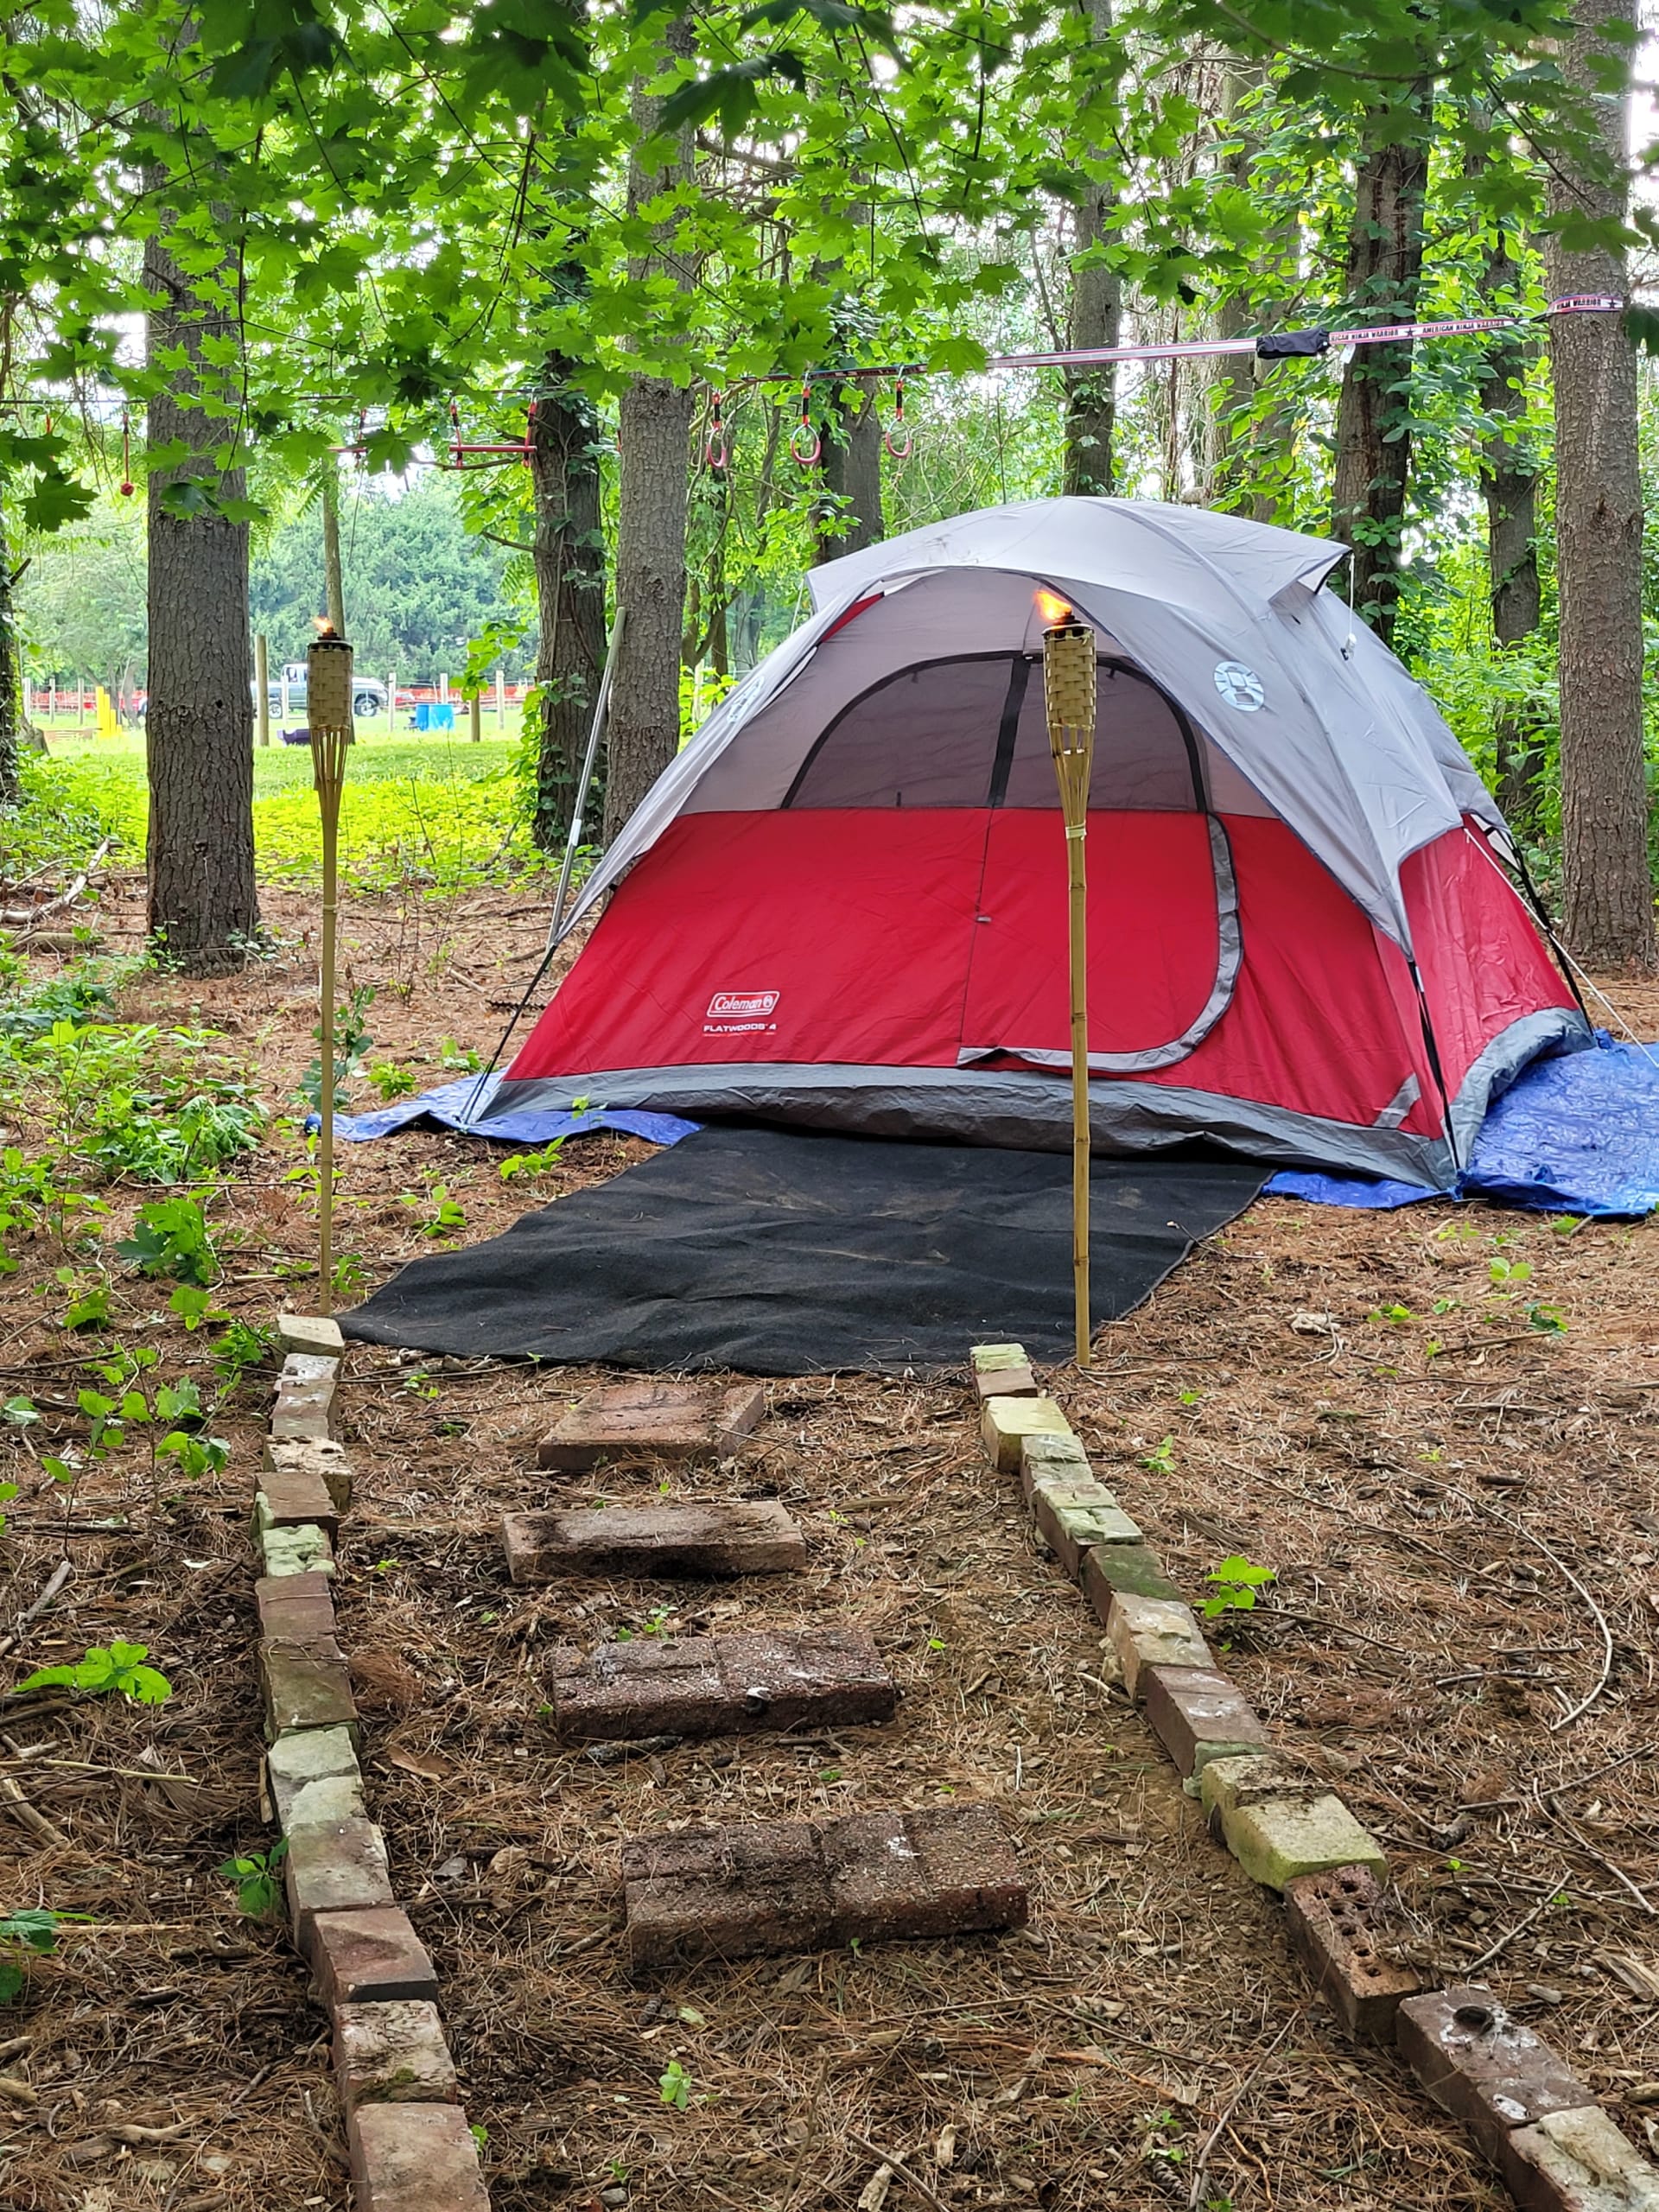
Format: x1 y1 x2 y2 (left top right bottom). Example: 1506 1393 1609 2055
501 1500 806 1584
550 1626 896 1742
622 1802 1027 1967
537 1379 766 1471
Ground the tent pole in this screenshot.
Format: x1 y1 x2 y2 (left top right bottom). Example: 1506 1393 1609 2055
1044 618 1097 1369
547 607 626 954
456 609 626 1131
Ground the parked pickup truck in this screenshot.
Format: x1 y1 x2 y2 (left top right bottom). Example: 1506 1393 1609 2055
256 664 388 718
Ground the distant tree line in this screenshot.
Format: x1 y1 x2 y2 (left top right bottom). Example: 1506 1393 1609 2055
19 474 531 694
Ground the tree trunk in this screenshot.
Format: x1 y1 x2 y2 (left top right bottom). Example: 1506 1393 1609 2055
321 462 346 633
603 18 696 845
1062 0 1120 498
143 187 257 974
1544 0 1654 969
1472 226 1545 839
1330 105 1429 645
812 391 884 562
0 504 20 807
529 347 607 853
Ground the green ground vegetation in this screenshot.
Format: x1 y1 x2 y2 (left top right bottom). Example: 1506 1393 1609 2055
21 734 536 893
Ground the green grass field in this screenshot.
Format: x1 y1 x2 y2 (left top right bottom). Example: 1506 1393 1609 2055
26 730 539 891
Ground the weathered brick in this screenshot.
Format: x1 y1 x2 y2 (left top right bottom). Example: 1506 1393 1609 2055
1031 1488 1143 1580
302 1905 437 2005
261 1643 359 1739
283 1351 340 1387
283 1815 396 1932
347 2100 489 2212
334 1999 458 2107
718 1628 897 1732
1496 2105 1659 2212
258 1522 334 1579
975 1363 1039 1401
824 1803 1027 1945
981 1395 1073 1476
537 1379 766 1471
280 1770 365 1832
550 1636 727 1738
272 1355 337 1442
501 1500 807 1584
622 1804 1025 1968
1138 1664 1269 1777
1284 1865 1421 2039
264 1434 353 1512
970 1341 1029 1372
551 1627 897 1743
1018 1429 1094 1502
1221 1792 1387 1892
625 1818 831 1967
267 1724 363 1829
1080 1543 1185 1615
277 1313 345 1361
255 1567 338 1643
1397 1987 1592 2163
1105 1590 1211 1697
1199 1754 1319 1819
252 1471 339 1541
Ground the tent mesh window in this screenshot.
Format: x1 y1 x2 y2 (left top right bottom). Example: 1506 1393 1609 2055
784 655 1205 811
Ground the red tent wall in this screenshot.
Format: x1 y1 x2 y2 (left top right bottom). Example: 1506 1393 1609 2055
506 806 1572 1146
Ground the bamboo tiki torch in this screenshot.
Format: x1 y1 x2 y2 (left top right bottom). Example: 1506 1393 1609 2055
1044 614 1097 1368
308 626 353 1317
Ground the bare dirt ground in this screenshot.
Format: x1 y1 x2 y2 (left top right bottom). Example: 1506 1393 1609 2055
2 874 1656 2212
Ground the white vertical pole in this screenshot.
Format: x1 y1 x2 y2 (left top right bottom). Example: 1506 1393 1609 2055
280 668 291 725
386 673 396 733
495 665 505 729
439 671 449 706
256 633 270 747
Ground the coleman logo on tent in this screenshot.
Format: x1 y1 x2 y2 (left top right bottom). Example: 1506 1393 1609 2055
1213 660 1265 711
705 989 780 1033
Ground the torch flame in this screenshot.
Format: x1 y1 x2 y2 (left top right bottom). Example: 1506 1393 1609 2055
313 615 338 638
1033 588 1072 627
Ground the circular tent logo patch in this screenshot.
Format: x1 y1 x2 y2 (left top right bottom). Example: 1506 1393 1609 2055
1213 661 1265 712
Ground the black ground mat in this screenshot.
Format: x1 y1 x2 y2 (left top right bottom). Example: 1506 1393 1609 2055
341 1126 1266 1376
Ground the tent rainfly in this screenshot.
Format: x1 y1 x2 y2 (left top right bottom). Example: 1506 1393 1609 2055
492 498 1589 1189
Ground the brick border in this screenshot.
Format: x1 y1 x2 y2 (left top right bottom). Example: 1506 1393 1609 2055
257 1316 491 2212
973 1344 1659 2212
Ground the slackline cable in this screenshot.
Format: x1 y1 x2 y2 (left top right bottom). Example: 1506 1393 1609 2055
0 292 1630 419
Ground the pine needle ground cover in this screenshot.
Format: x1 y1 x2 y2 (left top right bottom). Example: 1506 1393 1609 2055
0 809 1656 2207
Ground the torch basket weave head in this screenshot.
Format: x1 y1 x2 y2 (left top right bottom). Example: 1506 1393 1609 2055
1044 620 1096 816
308 632 354 820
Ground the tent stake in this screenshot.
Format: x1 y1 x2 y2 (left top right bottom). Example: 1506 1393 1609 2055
1044 618 1097 1368
308 627 354 1316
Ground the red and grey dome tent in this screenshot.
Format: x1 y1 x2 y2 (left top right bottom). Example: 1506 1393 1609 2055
491 498 1587 1189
